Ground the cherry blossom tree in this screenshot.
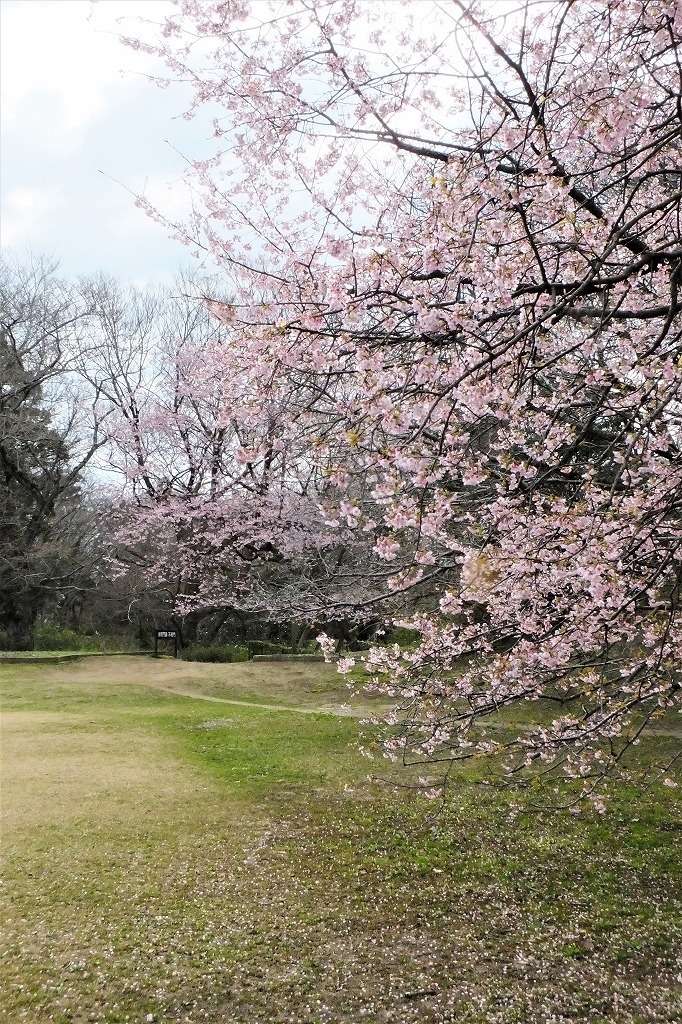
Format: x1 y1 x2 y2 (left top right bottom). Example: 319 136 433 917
128 0 682 802
87 277 382 647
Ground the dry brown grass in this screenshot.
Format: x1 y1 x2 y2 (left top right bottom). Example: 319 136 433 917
1 710 218 834
0 653 381 713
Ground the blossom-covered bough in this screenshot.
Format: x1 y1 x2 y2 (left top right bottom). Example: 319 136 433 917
127 0 682 806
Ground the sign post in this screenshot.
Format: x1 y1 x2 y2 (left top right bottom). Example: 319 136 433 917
154 629 178 658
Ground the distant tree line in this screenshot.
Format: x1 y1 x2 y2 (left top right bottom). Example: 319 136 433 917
0 253 393 653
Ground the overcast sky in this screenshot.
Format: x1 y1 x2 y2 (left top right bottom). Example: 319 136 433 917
1 0 216 285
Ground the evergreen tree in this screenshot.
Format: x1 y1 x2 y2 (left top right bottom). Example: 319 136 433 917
0 256 100 649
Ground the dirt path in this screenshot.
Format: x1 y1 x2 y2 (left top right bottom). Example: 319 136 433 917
6 656 681 736
1 654 383 717
150 684 366 715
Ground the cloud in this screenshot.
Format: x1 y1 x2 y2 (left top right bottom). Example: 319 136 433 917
0 0 215 284
0 0 171 156
0 184 63 248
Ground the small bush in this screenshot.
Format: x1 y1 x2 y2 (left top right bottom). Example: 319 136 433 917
385 626 421 647
33 625 102 652
179 644 250 663
247 640 292 657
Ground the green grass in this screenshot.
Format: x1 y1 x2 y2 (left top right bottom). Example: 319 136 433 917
170 708 361 798
2 658 682 1023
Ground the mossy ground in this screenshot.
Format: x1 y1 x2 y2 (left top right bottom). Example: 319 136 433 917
1 657 681 1023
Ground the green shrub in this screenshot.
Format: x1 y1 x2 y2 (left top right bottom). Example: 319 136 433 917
179 644 250 663
386 626 421 647
30 625 133 653
246 640 292 657
33 625 102 652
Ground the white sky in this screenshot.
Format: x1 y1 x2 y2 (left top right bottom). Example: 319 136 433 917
1 0 216 285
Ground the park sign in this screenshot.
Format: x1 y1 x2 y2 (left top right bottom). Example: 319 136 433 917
154 629 178 658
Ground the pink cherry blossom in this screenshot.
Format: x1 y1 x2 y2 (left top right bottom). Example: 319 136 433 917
123 0 682 803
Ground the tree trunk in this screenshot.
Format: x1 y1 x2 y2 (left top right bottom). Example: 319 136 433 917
2 608 38 651
290 621 312 653
174 611 199 649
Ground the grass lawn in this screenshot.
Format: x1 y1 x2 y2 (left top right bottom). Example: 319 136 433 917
1 656 682 1023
